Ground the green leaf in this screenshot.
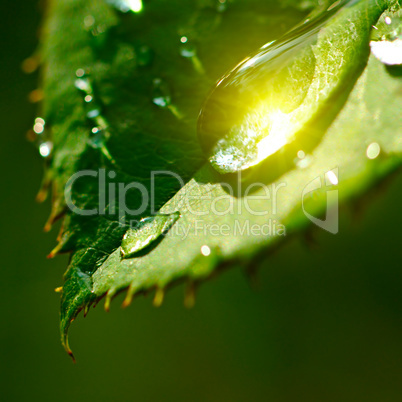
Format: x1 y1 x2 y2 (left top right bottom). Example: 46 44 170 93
37 0 402 358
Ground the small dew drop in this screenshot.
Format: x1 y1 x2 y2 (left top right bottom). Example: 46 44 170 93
84 15 95 28
179 37 197 58
200 245 211 257
296 156 312 169
297 150 306 159
152 78 171 108
85 95 93 103
33 123 44 134
88 130 106 149
39 141 53 158
326 170 339 185
384 16 392 25
87 109 100 119
366 142 381 160
75 77 91 92
76 68 86 78
216 0 227 13
178 36 205 74
35 117 45 126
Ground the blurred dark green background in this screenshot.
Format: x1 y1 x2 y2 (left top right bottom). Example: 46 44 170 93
1 1 402 401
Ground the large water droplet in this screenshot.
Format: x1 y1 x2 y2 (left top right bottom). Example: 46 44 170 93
121 212 181 259
197 0 381 174
370 10 402 65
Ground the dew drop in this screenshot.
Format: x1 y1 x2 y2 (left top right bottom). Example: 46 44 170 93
297 150 306 159
178 35 205 74
87 109 101 119
121 212 181 259
33 117 46 134
200 245 211 257
152 78 171 108
39 141 53 158
107 0 143 13
370 10 402 65
76 68 86 78
74 71 114 159
296 155 312 169
75 77 92 92
84 15 96 29
370 39 402 65
197 0 379 174
88 130 107 149
325 170 339 185
366 142 381 160
216 0 227 13
180 39 197 58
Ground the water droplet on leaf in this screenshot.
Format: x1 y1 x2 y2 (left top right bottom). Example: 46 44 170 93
200 245 211 257
216 0 228 13
366 142 381 159
370 39 402 65
88 130 107 149
39 141 53 158
370 9 402 65
121 212 181 259
197 0 382 174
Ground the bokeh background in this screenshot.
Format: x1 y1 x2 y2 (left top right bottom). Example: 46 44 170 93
1 1 402 401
